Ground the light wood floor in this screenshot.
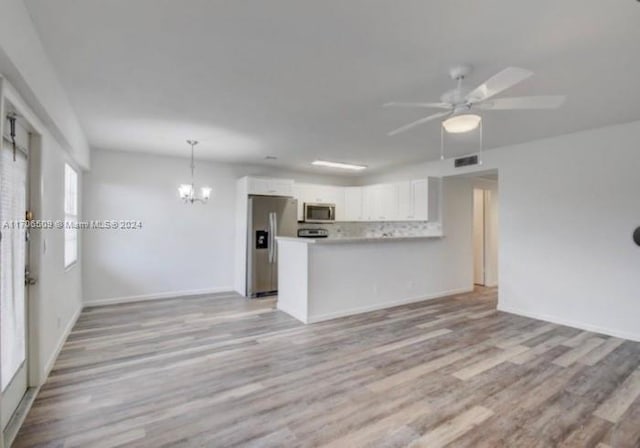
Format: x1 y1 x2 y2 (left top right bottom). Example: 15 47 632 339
14 288 640 447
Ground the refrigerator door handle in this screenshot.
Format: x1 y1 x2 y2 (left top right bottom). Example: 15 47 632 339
268 212 275 264
273 214 278 263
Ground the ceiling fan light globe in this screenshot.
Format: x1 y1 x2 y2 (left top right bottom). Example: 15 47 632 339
442 114 481 133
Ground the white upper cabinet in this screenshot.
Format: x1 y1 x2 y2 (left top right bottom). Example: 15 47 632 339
378 183 399 221
362 185 376 221
363 183 398 221
244 177 438 223
344 187 364 221
247 177 294 196
394 179 430 221
412 179 430 221
396 181 413 220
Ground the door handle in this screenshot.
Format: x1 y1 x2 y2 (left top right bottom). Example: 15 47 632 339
272 215 278 263
25 267 38 286
268 213 275 263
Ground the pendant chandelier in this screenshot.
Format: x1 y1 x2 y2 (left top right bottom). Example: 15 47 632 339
178 140 212 204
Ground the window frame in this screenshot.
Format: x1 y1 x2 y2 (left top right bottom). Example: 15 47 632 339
64 163 78 269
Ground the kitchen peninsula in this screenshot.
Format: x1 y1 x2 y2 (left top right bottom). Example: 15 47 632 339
276 232 469 324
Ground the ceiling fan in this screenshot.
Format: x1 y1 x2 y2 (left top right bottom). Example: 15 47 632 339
385 65 566 136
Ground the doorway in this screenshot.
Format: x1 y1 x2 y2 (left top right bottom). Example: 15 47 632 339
1 109 31 436
472 176 498 287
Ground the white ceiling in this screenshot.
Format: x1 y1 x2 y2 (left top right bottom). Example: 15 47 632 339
24 0 640 174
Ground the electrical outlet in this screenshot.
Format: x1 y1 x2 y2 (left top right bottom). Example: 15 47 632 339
407 280 414 290
372 283 378 295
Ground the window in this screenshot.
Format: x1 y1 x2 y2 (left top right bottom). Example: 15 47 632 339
64 164 78 268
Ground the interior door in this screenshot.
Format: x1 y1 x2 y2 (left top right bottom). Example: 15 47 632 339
473 188 486 286
0 137 29 430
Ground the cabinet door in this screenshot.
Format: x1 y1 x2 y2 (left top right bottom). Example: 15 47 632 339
412 179 429 221
292 184 307 220
396 181 413 220
377 183 399 221
362 185 377 221
268 179 294 196
247 177 293 196
364 184 398 221
331 187 346 221
344 187 363 221
247 178 272 195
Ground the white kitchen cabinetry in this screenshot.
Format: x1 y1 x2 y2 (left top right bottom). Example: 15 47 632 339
293 183 345 221
363 184 398 221
246 177 439 224
247 177 294 196
412 179 430 221
344 187 364 221
394 179 430 221
396 181 413 220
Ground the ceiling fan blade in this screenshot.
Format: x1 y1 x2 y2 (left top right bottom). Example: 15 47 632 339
466 67 533 103
387 111 451 136
475 95 566 110
384 102 451 109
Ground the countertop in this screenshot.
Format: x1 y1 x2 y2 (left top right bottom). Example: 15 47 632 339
276 235 443 244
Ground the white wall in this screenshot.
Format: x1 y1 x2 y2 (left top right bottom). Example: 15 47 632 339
484 187 499 287
0 0 89 169
82 149 350 305
495 123 640 341
365 120 640 341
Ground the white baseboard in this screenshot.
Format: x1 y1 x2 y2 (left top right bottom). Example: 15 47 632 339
497 304 640 342
43 305 81 381
277 302 309 324
83 286 235 307
307 287 474 324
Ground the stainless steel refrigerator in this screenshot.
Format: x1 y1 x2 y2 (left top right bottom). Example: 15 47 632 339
247 195 298 297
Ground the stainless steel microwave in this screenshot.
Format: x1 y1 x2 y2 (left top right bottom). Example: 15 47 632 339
303 203 336 223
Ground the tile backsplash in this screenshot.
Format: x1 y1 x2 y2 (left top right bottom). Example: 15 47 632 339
298 221 443 239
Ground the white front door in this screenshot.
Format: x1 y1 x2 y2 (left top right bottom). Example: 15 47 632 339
0 137 28 430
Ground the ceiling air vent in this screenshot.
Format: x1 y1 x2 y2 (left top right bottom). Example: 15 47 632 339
454 155 479 168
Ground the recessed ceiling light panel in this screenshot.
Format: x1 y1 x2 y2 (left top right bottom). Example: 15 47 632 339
312 160 367 171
